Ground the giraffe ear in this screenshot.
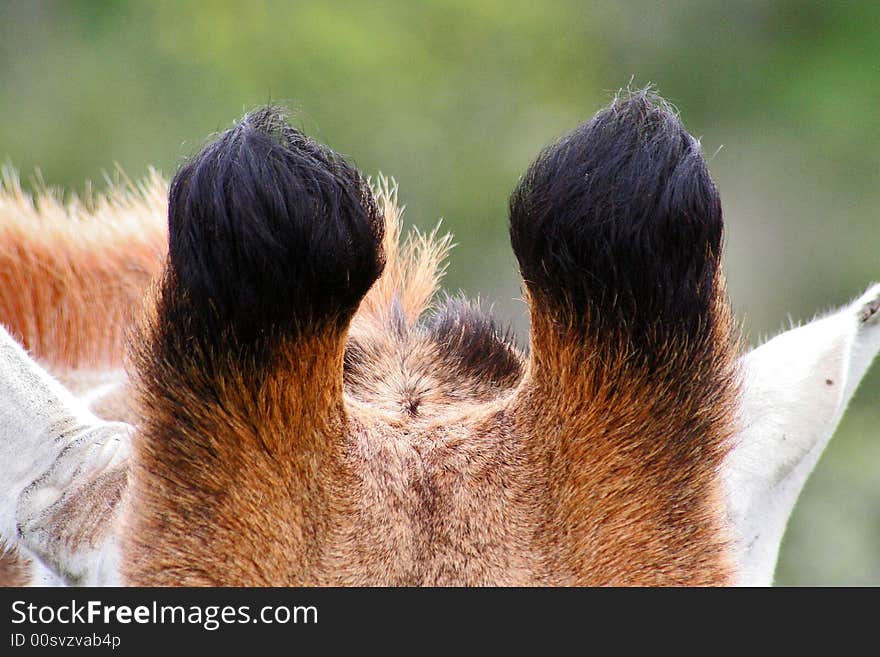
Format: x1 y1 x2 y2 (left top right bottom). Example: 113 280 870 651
724 283 880 585
0 325 130 586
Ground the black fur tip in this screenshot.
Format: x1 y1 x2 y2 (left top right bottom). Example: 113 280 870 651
509 89 723 339
427 296 523 387
166 106 384 343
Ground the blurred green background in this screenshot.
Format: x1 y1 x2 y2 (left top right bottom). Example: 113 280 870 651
1 0 878 585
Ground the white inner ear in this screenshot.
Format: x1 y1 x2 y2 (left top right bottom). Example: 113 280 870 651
0 326 131 586
725 284 880 586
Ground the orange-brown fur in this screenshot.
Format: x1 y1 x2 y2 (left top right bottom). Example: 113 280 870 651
0 171 739 586
0 167 166 368
512 279 740 584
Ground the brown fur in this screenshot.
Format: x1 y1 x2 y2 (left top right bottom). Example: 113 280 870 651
0 544 30 587
513 278 740 585
0 171 740 586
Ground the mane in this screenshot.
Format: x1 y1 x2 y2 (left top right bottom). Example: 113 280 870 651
0 167 167 369
353 175 454 332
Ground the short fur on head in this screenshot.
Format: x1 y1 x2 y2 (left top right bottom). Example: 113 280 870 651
2 89 877 587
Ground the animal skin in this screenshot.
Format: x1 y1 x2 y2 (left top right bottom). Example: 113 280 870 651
0 90 877 586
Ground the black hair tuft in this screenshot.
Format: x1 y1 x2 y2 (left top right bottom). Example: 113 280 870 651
426 296 523 387
165 106 384 346
509 89 724 342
